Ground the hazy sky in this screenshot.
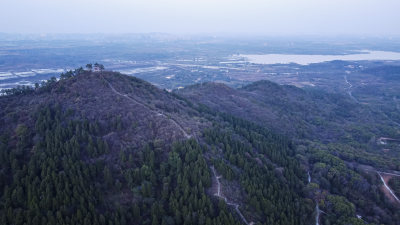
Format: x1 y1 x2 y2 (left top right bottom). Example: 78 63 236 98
1 0 399 36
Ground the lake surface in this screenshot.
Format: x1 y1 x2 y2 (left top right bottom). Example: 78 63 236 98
238 50 400 65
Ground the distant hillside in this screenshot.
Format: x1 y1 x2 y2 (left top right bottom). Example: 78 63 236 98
364 65 400 81
178 80 400 224
178 80 399 143
178 80 400 171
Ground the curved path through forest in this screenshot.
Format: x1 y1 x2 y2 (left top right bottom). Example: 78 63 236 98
361 166 400 204
101 75 191 139
344 75 359 103
211 166 254 225
308 171 322 225
377 171 400 203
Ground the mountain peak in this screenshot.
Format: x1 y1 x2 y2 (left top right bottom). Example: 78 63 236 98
1 70 203 151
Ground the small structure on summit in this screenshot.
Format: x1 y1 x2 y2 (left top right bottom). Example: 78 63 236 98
86 63 104 72
93 63 104 72
93 65 101 72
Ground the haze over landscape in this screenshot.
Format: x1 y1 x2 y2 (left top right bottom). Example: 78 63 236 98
1 0 400 35
1 1 400 225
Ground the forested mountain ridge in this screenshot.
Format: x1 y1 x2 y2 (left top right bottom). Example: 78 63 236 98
178 80 400 224
0 71 204 151
0 69 399 225
0 70 315 225
178 80 400 170
179 80 398 141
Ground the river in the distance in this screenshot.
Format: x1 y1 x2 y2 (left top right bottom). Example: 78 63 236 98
236 50 400 65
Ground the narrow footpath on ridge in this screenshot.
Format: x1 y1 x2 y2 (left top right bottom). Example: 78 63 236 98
211 166 254 225
101 75 191 139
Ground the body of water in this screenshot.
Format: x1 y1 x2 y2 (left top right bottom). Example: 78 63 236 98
238 50 400 65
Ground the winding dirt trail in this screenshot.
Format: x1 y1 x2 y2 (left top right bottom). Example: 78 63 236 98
211 166 254 225
344 75 359 103
362 166 400 205
378 171 400 177
377 172 400 203
315 204 320 225
308 171 322 225
101 75 191 139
